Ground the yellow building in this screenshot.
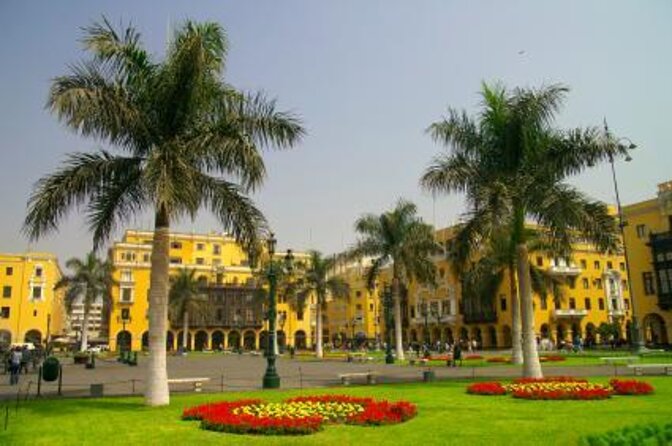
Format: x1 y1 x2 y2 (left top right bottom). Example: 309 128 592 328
623 180 672 345
0 252 65 347
333 225 631 350
108 230 315 351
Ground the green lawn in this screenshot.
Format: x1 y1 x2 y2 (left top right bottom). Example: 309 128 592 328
2 377 671 445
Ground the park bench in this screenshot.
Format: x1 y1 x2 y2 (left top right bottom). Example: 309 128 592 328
627 364 672 376
167 377 210 392
599 356 639 365
338 372 378 385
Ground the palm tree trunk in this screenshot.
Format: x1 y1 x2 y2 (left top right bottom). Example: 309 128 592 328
516 243 543 378
315 299 323 358
182 310 189 351
509 267 523 365
145 207 170 406
80 302 90 352
392 277 405 361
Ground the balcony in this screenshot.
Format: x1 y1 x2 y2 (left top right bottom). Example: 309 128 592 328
548 265 582 276
608 308 626 318
552 309 588 319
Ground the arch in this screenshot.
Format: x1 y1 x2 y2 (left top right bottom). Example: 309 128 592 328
488 326 497 348
471 327 482 346
166 331 175 351
228 330 241 349
195 330 209 351
211 330 225 350
409 329 418 343
176 331 192 350
277 330 287 350
432 328 441 344
540 324 550 339
502 325 512 348
243 330 256 350
141 331 149 350
643 313 669 345
116 330 131 351
459 327 468 341
259 330 269 353
0 330 12 346
571 322 582 341
197 275 208 285
24 329 42 345
585 322 596 343
444 327 454 344
294 330 307 350
556 324 567 343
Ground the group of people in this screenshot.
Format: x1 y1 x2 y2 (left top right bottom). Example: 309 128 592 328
2 345 44 385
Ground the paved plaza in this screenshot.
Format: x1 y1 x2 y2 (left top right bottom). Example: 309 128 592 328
0 352 635 400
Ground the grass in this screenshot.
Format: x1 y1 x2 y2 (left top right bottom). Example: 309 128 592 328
2 377 672 445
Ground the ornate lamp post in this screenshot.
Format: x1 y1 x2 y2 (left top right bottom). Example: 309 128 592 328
383 284 394 364
604 121 643 353
263 233 293 389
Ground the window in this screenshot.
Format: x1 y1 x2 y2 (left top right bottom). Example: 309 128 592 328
410 307 416 318
246 309 253 322
595 278 602 289
356 304 362 310
297 311 304 321
121 270 132 282
0 307 9 318
619 262 626 272
598 298 605 310
121 308 130 320
622 280 628 290
356 291 362 298
643 272 656 295
32 286 42 299
439 268 445 278
607 261 613 270
143 254 150 263
33 310 37 317
540 298 547 310
554 300 560 310
369 303 374 311
582 278 589 289
2 286 11 298
35 266 43 277
584 298 592 310
169 257 182 264
170 241 182 249
611 298 617 310
500 297 507 312
594 260 601 270
213 244 221 255
196 243 205 251
624 299 630 310
659 269 672 295
536 257 543 267
213 259 221 266
636 224 647 238
5 267 13 276
569 298 576 310
121 288 133 302
195 257 205 265
580 259 587 269
568 278 576 290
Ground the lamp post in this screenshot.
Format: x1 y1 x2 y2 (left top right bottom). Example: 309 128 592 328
263 233 293 389
421 299 430 347
383 284 394 364
604 121 644 353
278 312 287 353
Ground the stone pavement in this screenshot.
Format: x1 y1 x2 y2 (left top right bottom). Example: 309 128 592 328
0 352 645 400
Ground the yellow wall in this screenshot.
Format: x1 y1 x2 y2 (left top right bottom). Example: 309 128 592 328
623 180 672 344
108 230 314 351
0 252 65 346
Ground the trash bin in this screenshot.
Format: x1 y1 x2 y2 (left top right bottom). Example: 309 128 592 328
422 370 436 382
90 383 104 397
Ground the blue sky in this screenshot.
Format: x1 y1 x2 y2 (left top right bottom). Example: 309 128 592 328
1 1 671 262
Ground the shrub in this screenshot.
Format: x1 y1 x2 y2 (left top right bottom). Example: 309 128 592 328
581 422 672 446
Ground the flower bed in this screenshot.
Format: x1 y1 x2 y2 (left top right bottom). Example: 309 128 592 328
486 357 511 363
467 382 506 395
539 355 566 362
182 395 416 435
464 354 484 360
609 379 654 395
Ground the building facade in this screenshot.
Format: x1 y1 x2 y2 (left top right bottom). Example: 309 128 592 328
623 180 672 345
0 252 65 347
66 297 107 344
107 230 314 351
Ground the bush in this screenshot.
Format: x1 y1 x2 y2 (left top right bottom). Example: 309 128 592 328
581 422 672 446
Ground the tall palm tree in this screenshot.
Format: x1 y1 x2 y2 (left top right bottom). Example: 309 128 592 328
56 252 114 352
350 200 437 361
296 251 350 358
169 269 208 351
23 18 304 405
421 82 627 377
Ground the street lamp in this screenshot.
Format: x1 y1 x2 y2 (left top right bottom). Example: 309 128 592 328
604 121 643 353
278 311 287 353
383 284 394 364
420 299 430 347
263 233 293 389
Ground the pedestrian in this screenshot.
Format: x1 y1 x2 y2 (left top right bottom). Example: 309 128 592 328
452 342 462 367
20 346 30 374
9 347 22 385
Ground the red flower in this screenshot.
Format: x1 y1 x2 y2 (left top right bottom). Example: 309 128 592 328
513 376 586 384
466 382 506 395
609 379 654 395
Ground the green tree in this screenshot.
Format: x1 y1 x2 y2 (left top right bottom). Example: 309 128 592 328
421 82 627 377
350 200 437 361
55 252 114 352
295 251 350 358
23 18 304 405
169 269 209 351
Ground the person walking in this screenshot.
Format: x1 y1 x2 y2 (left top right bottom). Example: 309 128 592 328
20 346 31 374
452 342 462 367
9 347 22 385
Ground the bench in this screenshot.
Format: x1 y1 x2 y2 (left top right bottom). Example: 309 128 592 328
338 372 378 386
600 356 639 365
167 377 210 392
627 364 672 376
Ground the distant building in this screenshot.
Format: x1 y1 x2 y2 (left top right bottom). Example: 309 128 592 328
66 296 108 344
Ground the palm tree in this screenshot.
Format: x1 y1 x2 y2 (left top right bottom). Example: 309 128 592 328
55 252 114 352
169 269 209 351
23 18 304 406
421 82 628 377
350 200 437 361
296 251 350 358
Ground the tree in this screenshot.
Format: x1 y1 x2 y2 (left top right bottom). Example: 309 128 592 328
23 18 304 406
295 251 349 358
350 200 437 361
55 252 114 352
421 82 627 377
169 269 209 351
